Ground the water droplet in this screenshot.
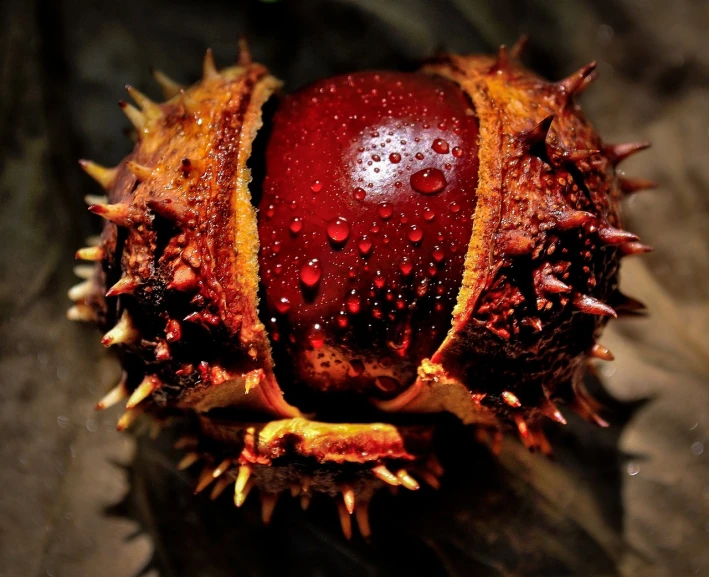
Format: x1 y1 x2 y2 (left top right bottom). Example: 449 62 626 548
327 217 351 244
353 187 366 201
416 279 429 297
346 291 361 314
358 236 373 256
265 204 275 218
377 203 393 220
423 207 436 221
374 273 385 289
407 225 423 243
450 201 461 213
289 217 303 234
432 138 449 154
299 259 322 288
310 180 323 193
389 152 401 163
308 324 325 348
452 146 463 158
337 311 349 328
399 257 413 276
415 152 424 160
433 247 445 262
372 305 383 319
410 168 447 194
372 154 381 162
275 296 291 314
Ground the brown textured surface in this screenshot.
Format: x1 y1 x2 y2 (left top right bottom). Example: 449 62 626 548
1 0 708 575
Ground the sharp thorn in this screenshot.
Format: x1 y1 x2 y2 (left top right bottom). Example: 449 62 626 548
354 500 372 540
125 160 153 181
260 492 278 525
590 343 615 361
342 485 356 514
234 478 254 508
106 276 140 297
88 202 133 226
613 292 647 313
620 242 654 256
66 304 96 322
558 61 597 96
173 435 198 450
509 34 529 60
75 246 104 261
101 310 140 346
194 465 217 494
490 44 509 72
210 476 233 500
619 177 657 194
521 114 554 149
68 279 93 302
178 452 200 470
151 68 184 99
541 399 567 425
203 48 219 80
95 377 128 410
125 84 162 118
598 226 639 245
212 458 232 478
78 159 118 190
572 293 617 318
73 265 95 280
605 141 651 165
501 390 522 408
522 316 543 332
237 35 252 67
116 408 142 431
336 501 353 540
554 210 595 231
371 464 400 486
126 375 160 408
179 89 199 114
118 100 146 132
539 274 571 294
234 464 253 497
396 470 420 491
147 198 194 224
513 413 529 439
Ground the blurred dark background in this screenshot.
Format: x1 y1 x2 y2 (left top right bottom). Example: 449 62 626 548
1 0 708 576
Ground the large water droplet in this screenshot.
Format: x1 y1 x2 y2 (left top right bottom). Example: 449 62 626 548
389 152 401 164
327 217 351 244
432 247 445 262
358 236 373 256
275 296 291 314
289 217 303 234
423 207 436 221
407 225 423 244
308 323 325 348
377 203 393 220
410 168 447 194
432 138 449 154
346 291 361 314
310 180 323 193
452 146 463 158
299 259 322 288
399 257 413 276
353 187 366 201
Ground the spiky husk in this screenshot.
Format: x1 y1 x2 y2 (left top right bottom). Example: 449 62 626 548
70 41 651 536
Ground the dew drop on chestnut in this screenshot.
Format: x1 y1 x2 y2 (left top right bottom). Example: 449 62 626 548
377 203 393 220
410 168 447 194
299 259 322 288
432 138 450 154
289 217 303 234
327 217 351 244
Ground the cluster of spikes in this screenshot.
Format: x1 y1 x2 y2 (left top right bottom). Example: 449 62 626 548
67 37 655 538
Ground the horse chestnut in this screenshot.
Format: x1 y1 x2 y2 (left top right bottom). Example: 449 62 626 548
69 40 654 537
258 71 479 408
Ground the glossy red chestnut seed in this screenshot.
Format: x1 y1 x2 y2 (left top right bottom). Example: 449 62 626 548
258 71 479 404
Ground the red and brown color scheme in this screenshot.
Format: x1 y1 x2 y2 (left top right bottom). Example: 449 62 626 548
68 37 653 539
